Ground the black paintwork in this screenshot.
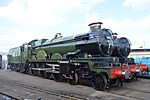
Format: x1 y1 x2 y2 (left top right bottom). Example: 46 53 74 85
75 29 114 57
112 37 131 58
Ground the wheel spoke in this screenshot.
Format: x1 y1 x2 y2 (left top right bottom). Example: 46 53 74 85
69 73 78 85
92 74 107 91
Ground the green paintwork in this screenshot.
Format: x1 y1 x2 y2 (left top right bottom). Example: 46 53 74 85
8 55 22 63
46 35 76 56
70 58 112 78
8 44 31 64
89 61 111 78
31 35 76 59
49 43 76 55
8 47 22 63
36 50 47 60
51 53 62 59
21 44 31 63
8 34 114 79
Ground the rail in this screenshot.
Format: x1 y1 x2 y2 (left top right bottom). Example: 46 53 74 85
0 77 93 100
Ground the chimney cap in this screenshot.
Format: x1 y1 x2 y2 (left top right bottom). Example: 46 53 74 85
113 32 118 35
88 22 103 26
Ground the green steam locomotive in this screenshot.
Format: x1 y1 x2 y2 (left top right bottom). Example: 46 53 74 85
8 22 131 90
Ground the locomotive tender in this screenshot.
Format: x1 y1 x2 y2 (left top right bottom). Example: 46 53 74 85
8 22 131 90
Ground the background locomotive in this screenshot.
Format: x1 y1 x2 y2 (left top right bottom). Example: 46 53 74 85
8 22 131 90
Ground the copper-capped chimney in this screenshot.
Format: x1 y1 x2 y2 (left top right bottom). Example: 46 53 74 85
88 22 103 32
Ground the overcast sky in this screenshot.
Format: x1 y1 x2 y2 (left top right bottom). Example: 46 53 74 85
0 0 150 52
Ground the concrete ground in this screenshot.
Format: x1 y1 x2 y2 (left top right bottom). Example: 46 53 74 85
0 69 150 100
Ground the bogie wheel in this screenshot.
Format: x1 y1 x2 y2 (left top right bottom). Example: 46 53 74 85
68 72 78 85
92 74 107 91
52 74 63 82
110 78 119 87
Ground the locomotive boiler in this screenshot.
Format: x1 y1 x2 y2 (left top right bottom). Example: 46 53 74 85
30 22 130 59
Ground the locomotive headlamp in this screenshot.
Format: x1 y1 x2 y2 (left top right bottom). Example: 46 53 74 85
136 69 141 73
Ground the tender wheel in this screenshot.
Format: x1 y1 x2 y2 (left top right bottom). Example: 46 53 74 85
20 67 25 73
19 64 26 73
52 74 63 82
10 64 14 71
68 73 78 85
110 78 119 87
92 74 107 91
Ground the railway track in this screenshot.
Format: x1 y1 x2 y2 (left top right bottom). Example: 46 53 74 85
107 89 139 100
0 76 95 100
107 80 150 100
1 70 150 100
0 91 22 100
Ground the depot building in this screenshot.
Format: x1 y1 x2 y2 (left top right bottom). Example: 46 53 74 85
129 49 150 58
